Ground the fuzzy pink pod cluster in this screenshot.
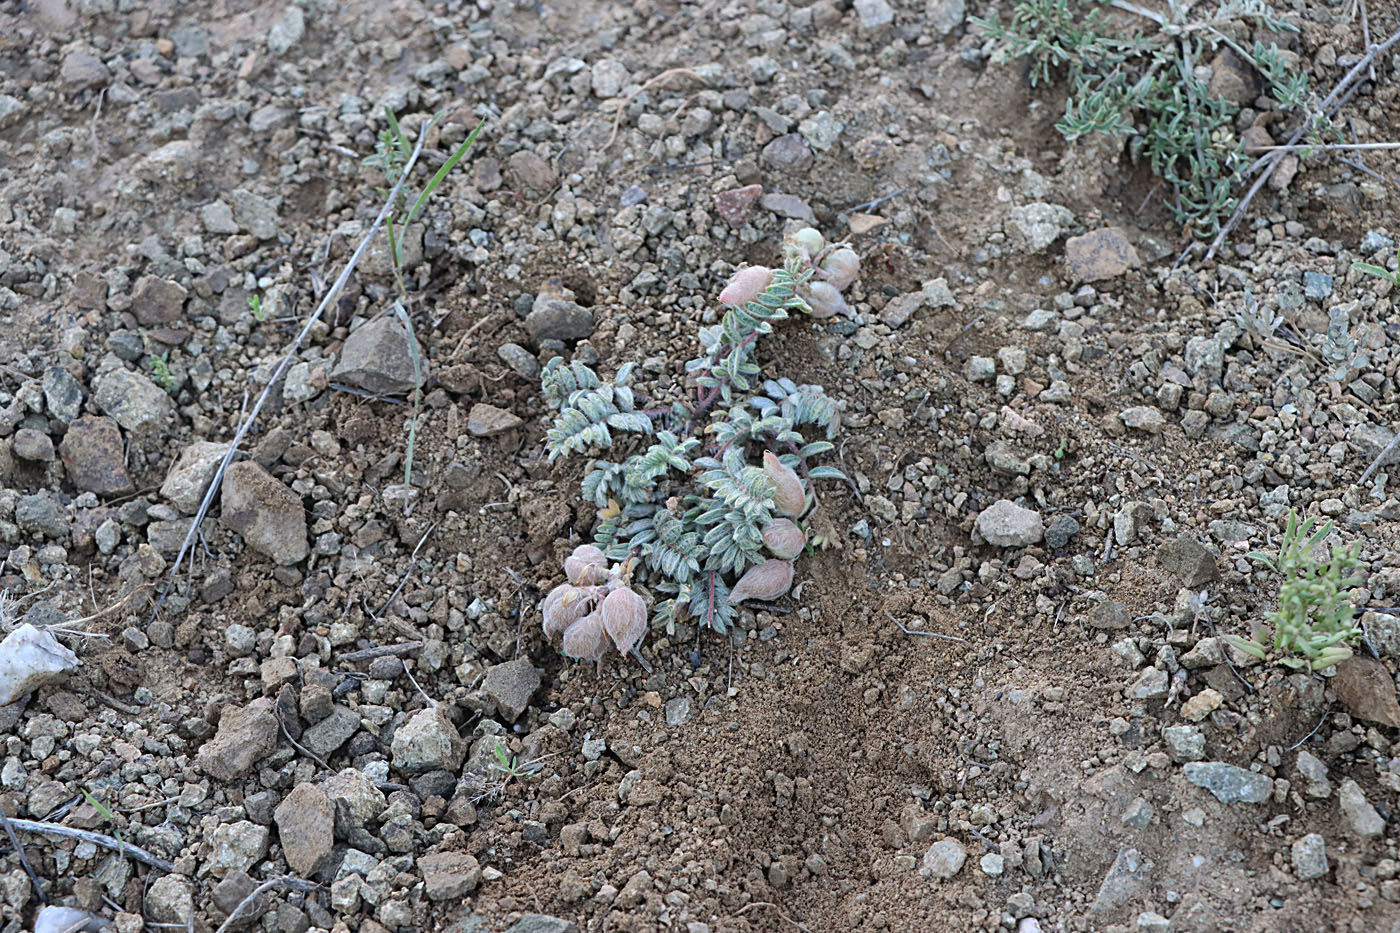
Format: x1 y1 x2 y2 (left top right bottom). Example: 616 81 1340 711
564 544 609 585
542 548 650 665
719 265 774 308
601 586 648 655
561 610 609 661
761 517 806 559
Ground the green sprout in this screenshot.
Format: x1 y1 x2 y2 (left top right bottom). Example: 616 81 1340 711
248 294 267 322
1226 511 1362 671
1353 241 1400 287
81 789 125 857
148 352 175 392
489 745 544 787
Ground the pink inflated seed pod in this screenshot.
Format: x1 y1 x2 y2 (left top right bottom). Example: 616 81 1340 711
600 586 648 656
719 265 774 308
761 518 806 560
542 583 591 639
763 451 807 518
820 248 860 291
803 281 850 318
729 559 795 604
564 544 610 585
561 610 610 662
786 227 825 262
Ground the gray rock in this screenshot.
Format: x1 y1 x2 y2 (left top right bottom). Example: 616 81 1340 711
1158 536 1220 587
267 5 305 54
145 874 193 924
483 659 540 722
220 461 309 565
160 441 231 514
759 134 813 173
713 184 763 226
231 189 279 240
200 201 239 235
15 494 67 540
61 50 110 90
525 295 594 344
58 416 133 496
208 820 269 875
93 369 175 436
332 316 426 396
131 275 187 326
11 428 53 462
506 150 557 192
1303 272 1334 300
591 60 629 98
854 0 894 29
210 871 265 924
975 500 1044 547
1163 725 1205 762
302 706 360 760
1006 203 1074 252
1295 750 1331 798
922 839 967 879
503 917 578 933
798 111 843 151
1180 636 1223 669
421 851 482 901
928 0 966 34
1128 667 1169 699
1120 406 1165 434
197 700 279 781
1088 599 1131 631
1183 761 1273 804
0 95 26 131
497 344 541 379
391 705 466 773
664 697 692 727
42 368 83 425
984 440 1029 476
1091 847 1149 914
1291 833 1328 880
1338 779 1385 837
1184 336 1225 382
324 768 386 833
467 403 524 437
275 782 335 875
1348 423 1400 468
1121 797 1154 829
1045 515 1079 549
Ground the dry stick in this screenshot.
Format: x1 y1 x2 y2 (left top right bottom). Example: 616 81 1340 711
0 809 45 904
213 876 320 933
154 122 433 621
1253 141 1400 153
1358 432 1400 485
886 611 967 643
7 818 173 872
278 713 331 772
1204 25 1400 261
1359 0 1375 82
604 68 707 151
373 519 439 619
337 641 422 663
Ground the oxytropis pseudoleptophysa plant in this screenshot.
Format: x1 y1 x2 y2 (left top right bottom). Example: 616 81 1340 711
538 227 860 665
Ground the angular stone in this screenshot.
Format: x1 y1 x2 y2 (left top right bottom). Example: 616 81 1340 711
324 768 386 834
93 368 175 436
713 184 762 226
467 403 523 437
231 189 279 240
1128 667 1169 699
1294 749 1331 798
160 441 231 513
58 416 134 496
131 275 188 325
1006 203 1074 252
1158 536 1220 588
220 461 309 565
1183 761 1273 804
506 151 557 192
974 500 1044 547
921 838 966 879
525 296 594 344
331 317 426 396
1291 833 1328 880
11 428 54 462
1065 228 1140 282
61 50 110 90
391 705 466 774
1163 725 1205 762
759 134 813 173
1337 779 1385 837
145 875 193 924
1120 406 1164 434
1330 656 1400 727
197 700 279 780
43 368 84 425
1091 847 1149 914
301 706 360 760
504 917 578 933
420 851 482 901
275 782 335 875
483 658 540 722
207 820 269 875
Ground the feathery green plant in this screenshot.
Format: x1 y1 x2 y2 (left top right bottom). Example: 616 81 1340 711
541 228 854 647
1226 511 1362 670
974 0 1313 239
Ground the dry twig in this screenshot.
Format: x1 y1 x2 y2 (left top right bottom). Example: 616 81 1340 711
7 818 173 872
213 876 320 933
604 68 707 151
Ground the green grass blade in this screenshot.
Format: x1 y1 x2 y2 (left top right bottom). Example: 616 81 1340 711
390 303 423 506
407 118 485 224
386 213 401 269
383 106 410 161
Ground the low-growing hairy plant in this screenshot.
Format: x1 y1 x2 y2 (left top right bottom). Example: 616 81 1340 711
540 227 859 663
1226 511 1362 670
1233 288 1281 341
975 0 1313 239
